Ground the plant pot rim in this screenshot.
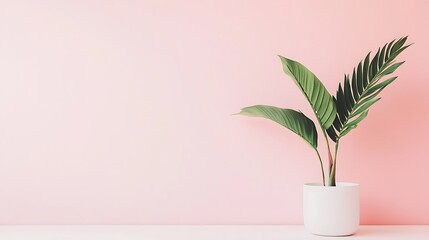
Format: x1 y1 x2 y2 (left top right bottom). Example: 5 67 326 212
304 182 359 188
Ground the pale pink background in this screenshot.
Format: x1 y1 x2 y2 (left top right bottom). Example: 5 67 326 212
0 0 428 225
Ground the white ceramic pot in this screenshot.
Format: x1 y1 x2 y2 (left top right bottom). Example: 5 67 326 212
303 182 360 236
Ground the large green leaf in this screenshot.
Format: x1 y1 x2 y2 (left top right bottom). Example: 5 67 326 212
238 105 318 148
279 56 337 130
327 37 410 142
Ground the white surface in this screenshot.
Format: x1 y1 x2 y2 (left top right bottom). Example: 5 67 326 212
304 182 360 236
0 225 429 240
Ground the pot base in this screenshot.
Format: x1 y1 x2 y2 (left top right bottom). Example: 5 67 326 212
303 182 360 236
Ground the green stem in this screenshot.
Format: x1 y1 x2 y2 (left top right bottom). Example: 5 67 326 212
329 141 340 186
322 131 333 165
313 111 333 187
322 130 335 186
315 149 325 186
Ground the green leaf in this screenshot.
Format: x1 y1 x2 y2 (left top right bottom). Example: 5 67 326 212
349 98 380 118
343 110 369 129
326 126 338 142
361 76 397 99
354 89 383 109
369 48 380 79
339 125 357 138
391 36 408 53
337 84 348 116
362 53 371 89
278 56 337 129
238 105 318 148
378 44 387 67
327 37 409 142
387 44 411 64
352 69 359 101
343 76 354 112
380 61 404 76
357 61 363 94
384 39 396 61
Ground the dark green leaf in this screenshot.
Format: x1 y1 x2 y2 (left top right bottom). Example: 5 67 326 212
378 43 387 67
339 125 357 138
279 56 337 129
361 76 397 99
391 36 408 53
343 76 354 112
384 39 396 61
381 61 405 76
333 117 342 132
352 69 359 100
238 105 318 148
343 110 369 129
355 88 383 109
349 98 380 118
326 126 338 142
362 53 371 89
335 85 348 124
328 37 409 142
369 48 380 79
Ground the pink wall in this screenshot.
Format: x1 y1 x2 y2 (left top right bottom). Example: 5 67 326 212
0 0 428 224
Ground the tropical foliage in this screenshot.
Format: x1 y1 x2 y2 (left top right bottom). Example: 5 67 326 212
238 37 410 186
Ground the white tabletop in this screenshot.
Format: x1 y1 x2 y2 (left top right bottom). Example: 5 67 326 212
1 225 428 240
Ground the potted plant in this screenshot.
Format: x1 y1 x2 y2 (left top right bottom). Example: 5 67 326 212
237 37 410 236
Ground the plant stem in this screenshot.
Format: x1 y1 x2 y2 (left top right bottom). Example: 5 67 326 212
321 130 335 186
315 149 325 186
329 141 340 186
313 111 335 186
